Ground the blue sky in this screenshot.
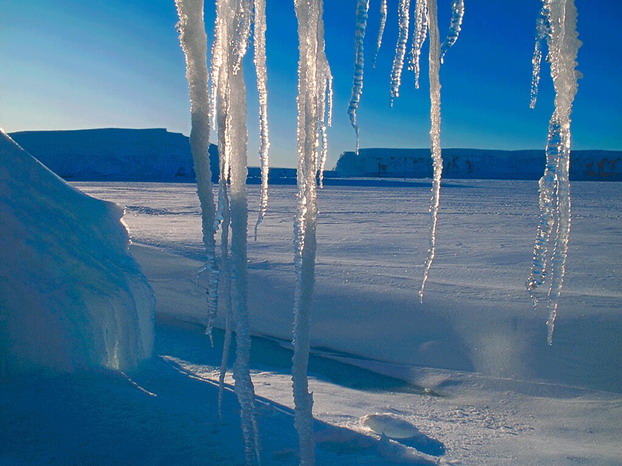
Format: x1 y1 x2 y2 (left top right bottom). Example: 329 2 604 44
0 0 620 168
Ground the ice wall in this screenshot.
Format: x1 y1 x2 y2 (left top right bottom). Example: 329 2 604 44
10 128 219 182
335 148 622 181
0 131 154 376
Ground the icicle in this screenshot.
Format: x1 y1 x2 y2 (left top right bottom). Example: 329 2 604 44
213 0 260 461
253 0 271 240
527 0 580 344
372 0 388 68
348 0 370 156
439 0 464 64
530 1 552 109
175 0 220 340
390 0 411 104
217 182 232 419
419 0 442 302
232 0 253 75
411 0 428 89
292 0 332 463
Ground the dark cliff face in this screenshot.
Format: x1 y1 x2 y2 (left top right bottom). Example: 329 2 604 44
334 148 622 181
10 128 219 182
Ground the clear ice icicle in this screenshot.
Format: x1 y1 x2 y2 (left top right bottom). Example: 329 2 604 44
439 0 464 64
527 0 580 344
253 0 271 239
292 0 332 463
530 1 552 109
390 0 411 104
419 0 442 302
347 0 370 155
175 0 220 338
372 0 388 68
411 0 428 89
213 0 260 461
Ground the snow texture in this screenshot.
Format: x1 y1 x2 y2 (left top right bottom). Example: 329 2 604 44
527 0 581 344
0 131 154 376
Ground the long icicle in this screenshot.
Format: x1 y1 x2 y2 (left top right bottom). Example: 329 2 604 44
175 0 220 339
411 0 428 89
372 0 388 68
527 0 580 344
390 0 411 104
439 0 464 64
347 0 370 155
419 0 442 302
253 0 271 239
529 1 552 109
292 0 331 463
214 0 261 461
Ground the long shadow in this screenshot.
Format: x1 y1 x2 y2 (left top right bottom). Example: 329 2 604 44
153 320 447 460
157 318 440 396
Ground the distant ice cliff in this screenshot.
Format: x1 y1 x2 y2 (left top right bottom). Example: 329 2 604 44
335 148 622 181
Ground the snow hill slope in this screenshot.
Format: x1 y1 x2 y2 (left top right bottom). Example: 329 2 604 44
0 131 154 376
335 148 622 180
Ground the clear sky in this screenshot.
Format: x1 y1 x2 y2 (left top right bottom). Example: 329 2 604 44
0 0 620 168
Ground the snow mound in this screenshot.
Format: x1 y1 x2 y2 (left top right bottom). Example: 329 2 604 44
360 413 422 439
0 130 155 376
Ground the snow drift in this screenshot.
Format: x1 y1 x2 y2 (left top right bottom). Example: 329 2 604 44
0 131 154 376
335 148 622 181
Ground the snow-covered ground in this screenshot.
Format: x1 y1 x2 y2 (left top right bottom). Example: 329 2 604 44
2 180 621 464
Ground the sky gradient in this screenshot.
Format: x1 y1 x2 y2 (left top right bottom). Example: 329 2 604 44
1 0 620 168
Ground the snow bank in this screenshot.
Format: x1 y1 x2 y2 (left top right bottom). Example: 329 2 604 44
0 131 154 376
335 148 622 181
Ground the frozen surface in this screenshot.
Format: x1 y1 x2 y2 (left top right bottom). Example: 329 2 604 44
79 181 622 393
0 132 154 376
2 180 620 464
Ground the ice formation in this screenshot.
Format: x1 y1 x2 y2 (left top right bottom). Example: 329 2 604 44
347 0 370 155
372 0 388 68
411 0 428 89
439 0 464 64
527 0 581 344
177 0 261 462
253 0 270 238
292 0 333 462
175 0 219 337
0 130 154 376
529 2 550 109
419 0 442 302
389 0 411 104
